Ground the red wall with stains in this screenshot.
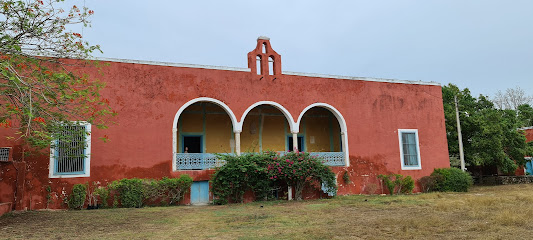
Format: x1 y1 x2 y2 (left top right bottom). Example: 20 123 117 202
0 39 450 210
525 128 533 142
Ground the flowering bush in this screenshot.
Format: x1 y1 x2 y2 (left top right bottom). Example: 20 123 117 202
211 152 274 204
266 151 337 200
211 151 337 204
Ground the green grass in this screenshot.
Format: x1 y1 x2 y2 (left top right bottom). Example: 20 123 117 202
2 184 533 239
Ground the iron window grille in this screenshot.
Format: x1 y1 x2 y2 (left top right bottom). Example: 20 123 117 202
0 147 12 162
50 122 91 177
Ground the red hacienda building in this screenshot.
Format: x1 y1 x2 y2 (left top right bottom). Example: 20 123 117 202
0 37 450 213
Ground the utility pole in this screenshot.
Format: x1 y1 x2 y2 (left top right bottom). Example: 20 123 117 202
454 95 466 171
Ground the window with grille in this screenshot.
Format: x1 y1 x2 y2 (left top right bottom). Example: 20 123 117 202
0 147 11 162
49 122 91 178
398 129 421 170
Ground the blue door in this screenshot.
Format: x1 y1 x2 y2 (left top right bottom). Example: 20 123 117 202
190 181 210 204
526 160 533 175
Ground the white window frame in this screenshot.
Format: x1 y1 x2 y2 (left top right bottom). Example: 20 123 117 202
398 129 422 170
49 121 91 178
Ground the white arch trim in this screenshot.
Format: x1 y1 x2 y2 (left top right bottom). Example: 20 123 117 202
296 103 350 167
172 97 239 130
238 101 297 133
172 97 239 171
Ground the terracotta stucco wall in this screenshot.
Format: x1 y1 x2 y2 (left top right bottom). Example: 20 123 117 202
525 129 533 142
0 42 450 209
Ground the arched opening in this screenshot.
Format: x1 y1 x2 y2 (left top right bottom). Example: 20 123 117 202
172 98 238 170
262 43 267 53
256 55 262 75
268 56 274 76
239 102 295 153
297 104 349 166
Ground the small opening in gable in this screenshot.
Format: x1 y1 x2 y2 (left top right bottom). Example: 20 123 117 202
262 43 267 53
268 57 274 75
256 55 262 75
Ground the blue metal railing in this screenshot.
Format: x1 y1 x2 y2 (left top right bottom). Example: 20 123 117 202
175 153 231 170
308 152 346 166
175 152 345 170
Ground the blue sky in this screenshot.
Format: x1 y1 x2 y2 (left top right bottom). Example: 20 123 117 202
76 0 532 97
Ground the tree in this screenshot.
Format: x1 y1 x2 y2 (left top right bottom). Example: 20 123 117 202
0 0 114 149
442 84 533 174
517 104 533 127
493 86 533 110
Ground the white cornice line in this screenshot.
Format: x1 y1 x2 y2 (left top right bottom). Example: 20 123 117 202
518 126 533 130
282 71 440 86
91 57 440 86
93 57 251 72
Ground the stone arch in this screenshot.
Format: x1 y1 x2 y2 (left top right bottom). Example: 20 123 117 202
238 101 296 133
172 97 238 170
296 103 350 166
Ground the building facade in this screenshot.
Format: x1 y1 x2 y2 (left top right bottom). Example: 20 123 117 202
521 127 533 175
0 37 450 210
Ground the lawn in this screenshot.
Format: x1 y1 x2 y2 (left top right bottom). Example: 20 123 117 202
2 184 533 239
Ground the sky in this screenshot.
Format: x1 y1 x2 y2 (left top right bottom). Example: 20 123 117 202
74 0 532 97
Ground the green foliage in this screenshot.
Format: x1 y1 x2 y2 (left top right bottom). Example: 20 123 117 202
159 176 193 205
142 176 193 205
0 0 114 150
342 170 351 184
377 174 414 195
418 175 442 193
400 176 415 194
107 176 192 208
93 185 110 208
45 185 52 208
211 152 274 205
267 151 337 200
517 104 533 127
211 151 338 204
378 174 398 195
110 178 144 208
431 168 473 192
67 184 86 210
442 84 533 173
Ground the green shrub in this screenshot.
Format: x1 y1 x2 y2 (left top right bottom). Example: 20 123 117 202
211 152 274 204
418 175 441 193
342 171 351 184
67 184 86 210
378 174 397 195
157 176 193 205
267 151 337 200
431 168 473 192
107 176 193 208
211 151 338 204
400 176 415 194
377 174 414 195
94 186 110 208
111 178 144 208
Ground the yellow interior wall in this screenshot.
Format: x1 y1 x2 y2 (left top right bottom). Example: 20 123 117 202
261 115 286 152
176 113 203 152
304 116 331 152
205 114 232 153
332 119 341 152
176 103 233 153
180 113 203 132
302 108 342 152
240 115 260 152
175 104 343 154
